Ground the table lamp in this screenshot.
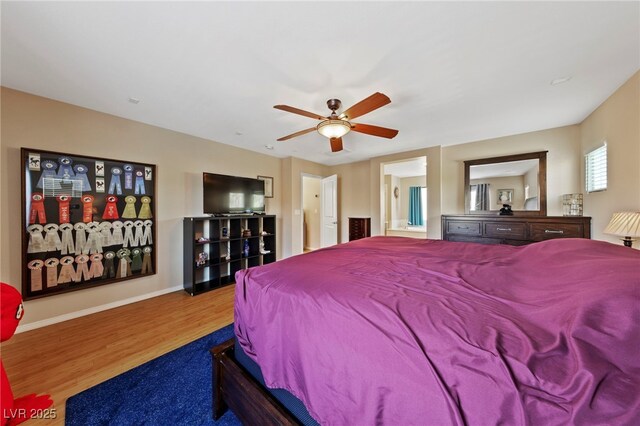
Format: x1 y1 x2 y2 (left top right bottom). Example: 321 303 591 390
603 211 640 247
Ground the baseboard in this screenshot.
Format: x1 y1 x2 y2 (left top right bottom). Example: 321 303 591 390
16 285 183 333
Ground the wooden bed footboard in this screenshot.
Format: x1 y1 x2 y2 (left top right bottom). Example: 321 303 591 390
210 338 300 425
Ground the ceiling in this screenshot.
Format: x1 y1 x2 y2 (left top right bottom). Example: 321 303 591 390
2 2 639 166
384 158 427 178
470 159 538 180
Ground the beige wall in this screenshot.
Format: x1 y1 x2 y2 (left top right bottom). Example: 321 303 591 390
283 158 372 252
3 71 637 328
280 157 330 257
367 147 442 239
441 126 582 216
580 71 640 246
383 175 392 229
382 174 402 230
1 88 283 327
329 160 371 243
471 176 526 210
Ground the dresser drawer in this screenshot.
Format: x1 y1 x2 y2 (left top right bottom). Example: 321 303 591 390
442 215 590 245
529 223 583 241
349 218 371 241
446 221 481 236
484 222 527 240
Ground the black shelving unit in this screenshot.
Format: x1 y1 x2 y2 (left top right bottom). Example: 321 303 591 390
183 215 277 295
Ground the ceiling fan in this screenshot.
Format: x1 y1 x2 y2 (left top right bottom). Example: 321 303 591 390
274 92 399 153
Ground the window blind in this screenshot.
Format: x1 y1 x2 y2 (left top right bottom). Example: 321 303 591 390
585 143 607 193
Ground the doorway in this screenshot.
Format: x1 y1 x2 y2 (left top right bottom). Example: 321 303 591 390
302 175 322 251
301 174 338 251
381 156 427 239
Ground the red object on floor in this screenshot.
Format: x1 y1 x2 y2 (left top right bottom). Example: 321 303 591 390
1 283 53 425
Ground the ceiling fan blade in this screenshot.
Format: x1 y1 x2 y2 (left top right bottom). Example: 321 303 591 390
330 137 343 152
339 92 391 120
277 127 317 141
274 105 327 120
351 123 399 139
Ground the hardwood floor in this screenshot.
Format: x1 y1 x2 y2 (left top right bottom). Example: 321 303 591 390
1 285 235 425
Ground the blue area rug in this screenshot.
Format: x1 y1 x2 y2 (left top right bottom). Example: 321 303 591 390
66 324 240 425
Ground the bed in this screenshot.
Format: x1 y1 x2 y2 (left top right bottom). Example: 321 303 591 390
213 236 639 425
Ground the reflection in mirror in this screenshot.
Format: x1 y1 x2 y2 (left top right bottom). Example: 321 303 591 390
464 151 547 216
382 156 428 238
469 159 539 211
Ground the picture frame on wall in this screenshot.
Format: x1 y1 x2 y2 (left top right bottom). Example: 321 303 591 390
497 188 514 205
21 148 157 300
258 175 274 198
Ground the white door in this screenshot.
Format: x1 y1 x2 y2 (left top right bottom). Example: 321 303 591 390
320 174 338 247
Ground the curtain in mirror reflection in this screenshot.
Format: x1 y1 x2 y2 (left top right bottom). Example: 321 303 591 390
471 184 490 211
408 186 424 226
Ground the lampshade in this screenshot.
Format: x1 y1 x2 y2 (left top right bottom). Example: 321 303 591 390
317 119 351 139
604 211 640 238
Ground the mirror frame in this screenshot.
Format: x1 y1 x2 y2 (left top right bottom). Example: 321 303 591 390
464 151 547 216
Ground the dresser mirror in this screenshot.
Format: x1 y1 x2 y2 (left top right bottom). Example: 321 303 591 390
464 151 547 216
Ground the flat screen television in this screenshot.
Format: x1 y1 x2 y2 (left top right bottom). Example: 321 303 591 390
203 173 265 215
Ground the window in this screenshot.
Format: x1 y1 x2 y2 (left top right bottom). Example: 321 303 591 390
585 143 607 193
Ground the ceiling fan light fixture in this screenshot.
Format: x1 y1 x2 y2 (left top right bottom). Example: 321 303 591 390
317 119 351 139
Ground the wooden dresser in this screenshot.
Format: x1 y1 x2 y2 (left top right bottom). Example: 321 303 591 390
441 215 591 246
349 217 371 241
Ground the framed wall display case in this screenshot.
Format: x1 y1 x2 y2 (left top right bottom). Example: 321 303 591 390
21 148 157 300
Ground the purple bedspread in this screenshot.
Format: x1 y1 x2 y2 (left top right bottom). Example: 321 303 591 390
234 237 640 425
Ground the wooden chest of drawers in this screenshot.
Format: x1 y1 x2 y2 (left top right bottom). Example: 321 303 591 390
349 217 371 241
442 215 591 245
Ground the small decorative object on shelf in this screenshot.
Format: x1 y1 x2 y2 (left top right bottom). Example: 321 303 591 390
196 252 208 267
243 239 250 257
562 193 583 216
197 237 210 243
222 227 228 238
499 204 513 216
242 229 252 237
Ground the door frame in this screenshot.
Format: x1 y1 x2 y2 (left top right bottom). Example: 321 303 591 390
300 173 323 252
380 156 427 238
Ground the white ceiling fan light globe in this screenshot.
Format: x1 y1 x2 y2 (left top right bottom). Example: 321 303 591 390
317 119 351 139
